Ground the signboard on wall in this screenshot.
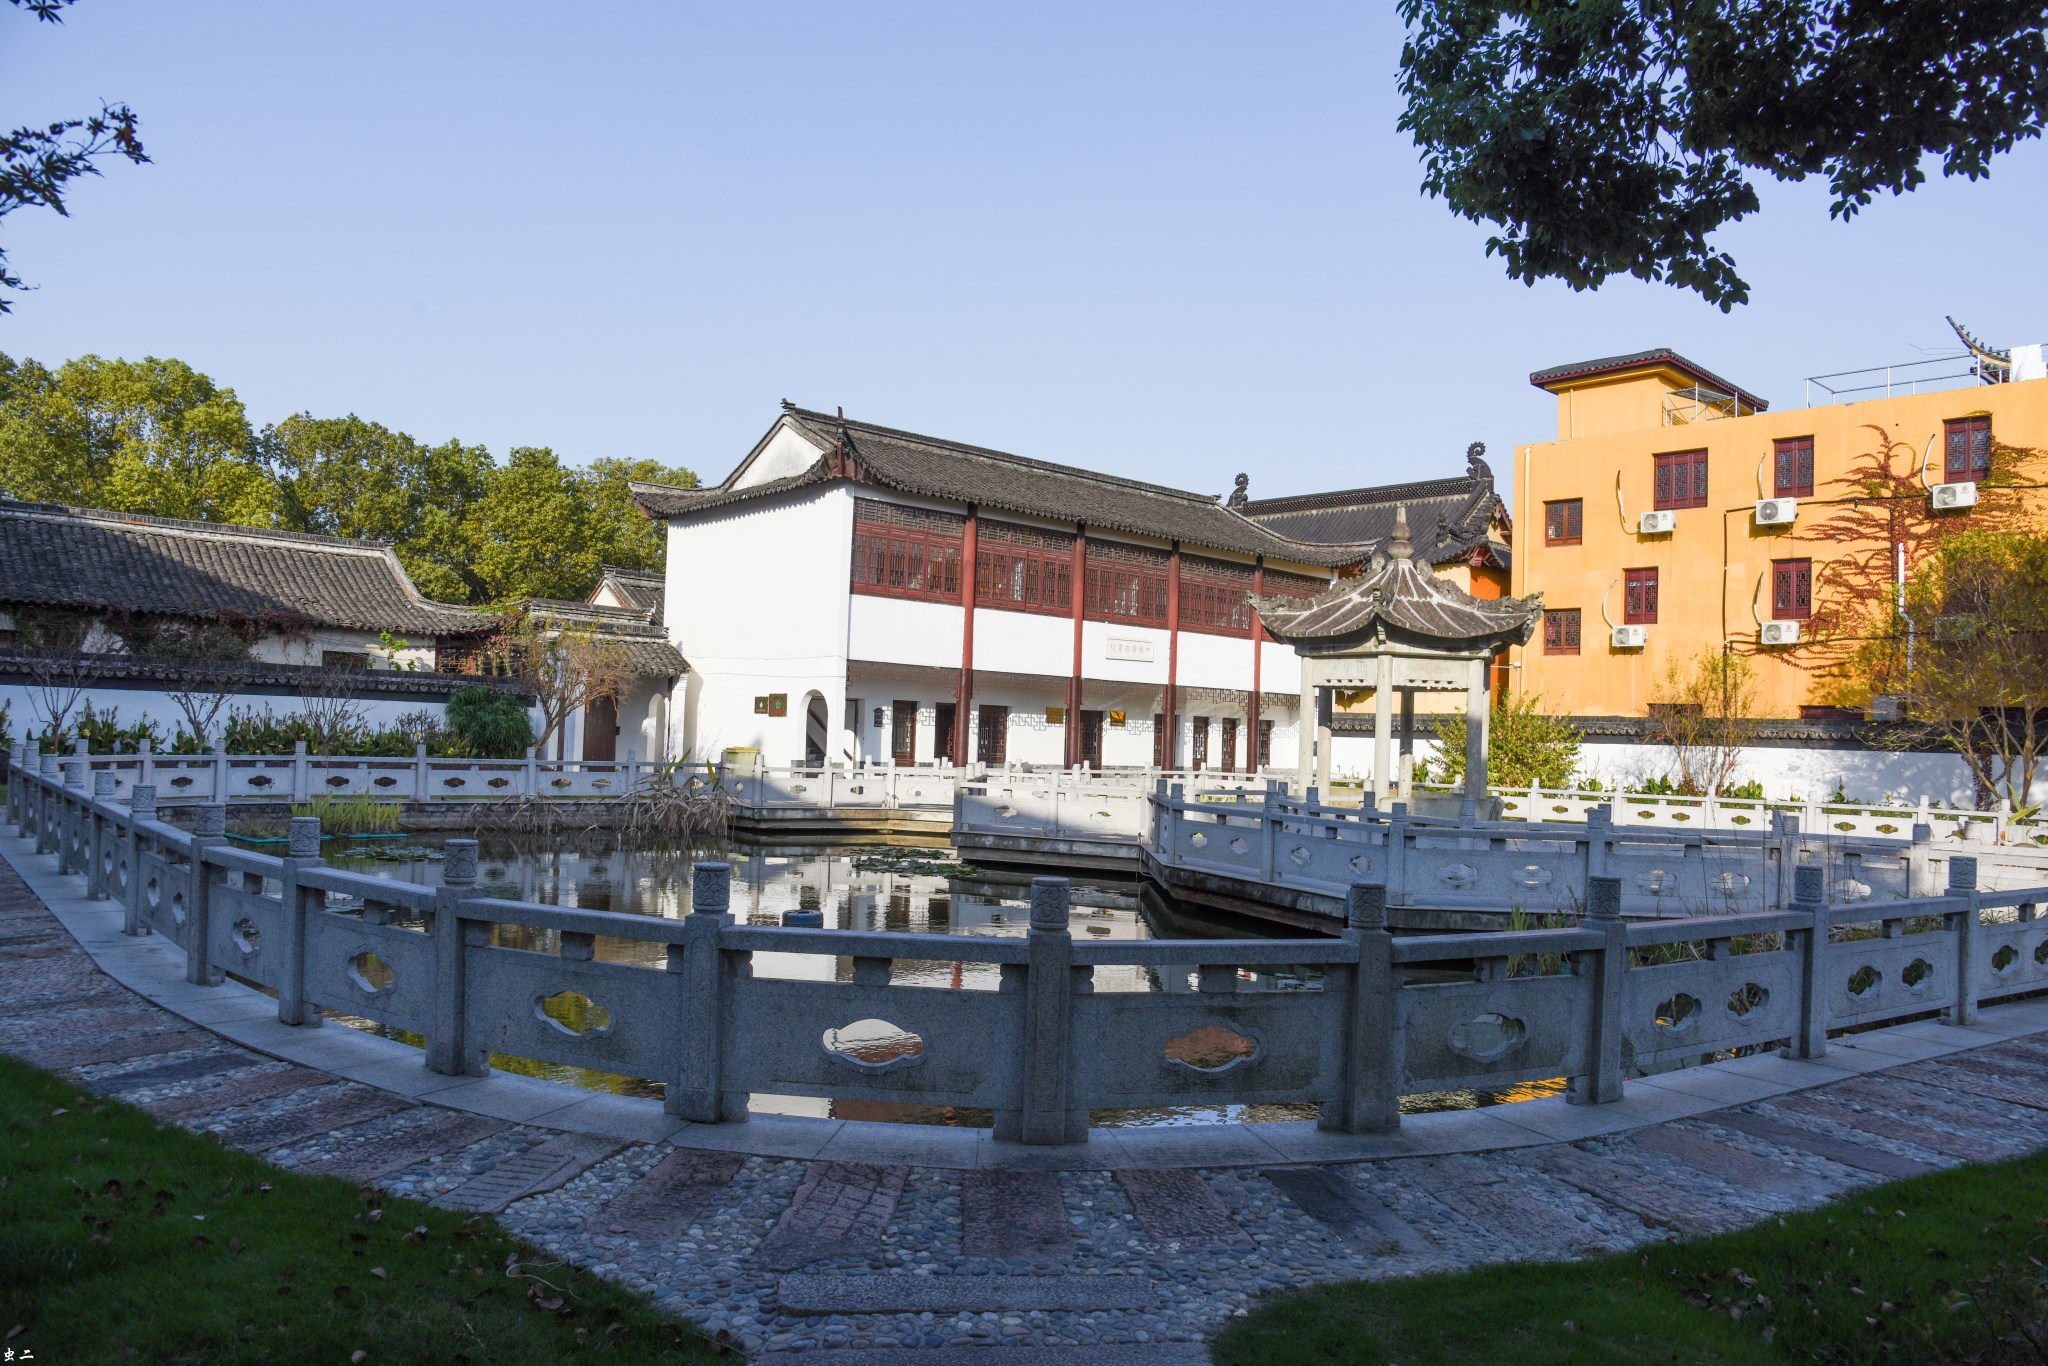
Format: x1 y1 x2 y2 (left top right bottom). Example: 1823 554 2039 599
1104 636 1155 662
754 694 788 716
1045 707 1065 724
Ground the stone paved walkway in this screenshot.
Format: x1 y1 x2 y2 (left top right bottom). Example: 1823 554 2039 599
8 844 2048 1361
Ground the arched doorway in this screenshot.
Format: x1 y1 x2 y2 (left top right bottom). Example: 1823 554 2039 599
804 692 829 766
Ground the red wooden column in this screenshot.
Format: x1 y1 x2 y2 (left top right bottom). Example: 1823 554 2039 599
1066 524 1086 768
1249 556 1264 773
1163 542 1181 771
955 506 978 764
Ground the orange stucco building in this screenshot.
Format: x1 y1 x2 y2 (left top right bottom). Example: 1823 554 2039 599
1509 348 2048 719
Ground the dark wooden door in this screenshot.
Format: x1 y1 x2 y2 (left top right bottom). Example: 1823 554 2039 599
976 705 1008 764
891 700 918 766
1079 710 1104 769
933 703 957 762
583 694 618 762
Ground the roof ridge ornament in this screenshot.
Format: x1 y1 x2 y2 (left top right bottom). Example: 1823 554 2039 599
1388 505 1413 560
1226 473 1249 509
1466 441 1491 483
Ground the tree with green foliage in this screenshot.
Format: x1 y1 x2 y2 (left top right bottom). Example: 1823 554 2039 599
1397 0 2048 309
443 685 534 758
0 347 698 605
1 0 150 311
1650 648 1759 795
1434 692 1583 789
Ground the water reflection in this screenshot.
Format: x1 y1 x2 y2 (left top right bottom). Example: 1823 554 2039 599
314 835 1554 1126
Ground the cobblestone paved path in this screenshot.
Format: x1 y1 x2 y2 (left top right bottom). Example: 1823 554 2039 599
8 852 2048 1360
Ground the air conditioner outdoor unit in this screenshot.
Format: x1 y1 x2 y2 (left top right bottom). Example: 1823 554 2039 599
1611 625 1648 649
1758 620 1802 646
1755 497 1798 525
1637 509 1677 534
1930 481 1979 510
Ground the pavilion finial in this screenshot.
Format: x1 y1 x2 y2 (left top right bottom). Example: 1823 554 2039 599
1388 504 1413 560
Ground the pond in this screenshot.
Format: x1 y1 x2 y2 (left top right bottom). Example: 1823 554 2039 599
305 834 1562 1126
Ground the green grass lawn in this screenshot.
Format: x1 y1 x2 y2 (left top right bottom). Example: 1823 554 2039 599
0 1053 726 1365
1213 1150 2048 1366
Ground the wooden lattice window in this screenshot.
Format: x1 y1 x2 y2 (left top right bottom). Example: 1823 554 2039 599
1085 540 1171 625
1179 555 1254 637
1945 416 1991 480
1256 719 1273 768
1624 567 1658 624
1772 559 1812 620
1220 717 1238 773
1543 608 1581 655
1774 437 1814 498
1191 717 1210 770
1261 568 1326 600
975 520 1075 617
976 705 1008 764
1653 449 1709 510
851 499 966 603
1544 499 1583 546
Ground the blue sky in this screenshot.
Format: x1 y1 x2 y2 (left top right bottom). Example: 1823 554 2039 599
3 1 2043 509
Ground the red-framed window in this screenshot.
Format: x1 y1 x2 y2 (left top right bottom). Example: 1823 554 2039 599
851 499 966 602
1260 568 1327 601
975 520 1075 616
1220 717 1238 774
1774 437 1814 498
1152 713 1167 767
1543 608 1581 655
1085 540 1171 625
1772 559 1812 620
1623 567 1658 624
1256 719 1273 768
1180 554 1254 637
1945 416 1991 480
1190 716 1210 770
1653 449 1709 510
1544 499 1583 546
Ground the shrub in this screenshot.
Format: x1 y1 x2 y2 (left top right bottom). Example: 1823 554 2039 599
444 686 533 758
1434 694 1582 790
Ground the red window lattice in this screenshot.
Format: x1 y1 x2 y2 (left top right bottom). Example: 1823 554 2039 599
1544 608 1581 655
1772 559 1812 621
1945 416 1991 481
1774 437 1814 498
852 499 965 603
1624 567 1658 624
1654 449 1709 510
1544 499 1583 545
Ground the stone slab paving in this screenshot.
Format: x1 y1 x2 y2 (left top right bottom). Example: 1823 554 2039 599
758 1162 911 1271
16 840 2048 1357
300 1113 511 1183
960 1170 1075 1263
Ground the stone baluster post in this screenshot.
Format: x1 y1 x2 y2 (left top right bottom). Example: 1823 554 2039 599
1567 874 1627 1105
88 770 118 899
1321 881 1400 1134
1784 865 1829 1060
5 742 21 827
669 861 746 1123
1772 812 1803 909
186 804 228 986
1909 822 1933 898
414 743 431 803
35 746 58 855
1003 876 1082 1146
291 741 308 804
59 742 86 875
276 817 325 1027
426 838 488 1075
122 785 157 936
1386 807 1409 907
1944 855 1981 1027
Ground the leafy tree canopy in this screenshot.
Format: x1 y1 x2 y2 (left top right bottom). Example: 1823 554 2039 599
1 0 150 310
0 348 698 607
1397 0 2048 309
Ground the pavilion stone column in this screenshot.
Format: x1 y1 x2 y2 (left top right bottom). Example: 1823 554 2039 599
1296 659 1317 791
1463 655 1489 802
1397 687 1415 799
1315 686 1334 797
1369 654 1392 804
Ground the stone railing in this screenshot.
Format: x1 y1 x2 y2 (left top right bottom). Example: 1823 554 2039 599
6 741 695 804
1439 782 2045 845
15 759 2048 1145
1146 785 2048 918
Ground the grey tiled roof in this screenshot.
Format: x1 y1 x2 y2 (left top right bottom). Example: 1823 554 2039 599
631 408 1373 568
1251 526 1542 651
1528 349 1768 411
0 500 485 636
596 567 665 625
1239 469 1507 571
517 599 688 678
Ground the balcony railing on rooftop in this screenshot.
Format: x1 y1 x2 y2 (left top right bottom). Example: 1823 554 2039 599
1804 351 1996 407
